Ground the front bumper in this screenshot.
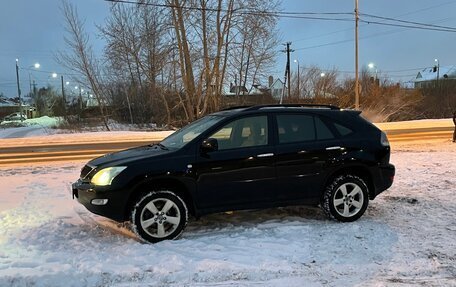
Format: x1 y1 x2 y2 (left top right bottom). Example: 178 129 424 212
72 179 129 222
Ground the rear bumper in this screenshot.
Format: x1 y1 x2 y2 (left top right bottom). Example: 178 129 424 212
72 180 129 222
371 163 395 199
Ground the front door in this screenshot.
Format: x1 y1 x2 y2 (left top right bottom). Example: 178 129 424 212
194 115 276 210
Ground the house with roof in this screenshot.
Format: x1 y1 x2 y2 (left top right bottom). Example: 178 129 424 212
414 65 456 88
269 78 286 100
0 96 19 119
224 77 286 100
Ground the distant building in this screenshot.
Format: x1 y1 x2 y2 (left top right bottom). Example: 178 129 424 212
223 76 287 100
0 96 17 108
0 96 34 119
269 78 286 100
227 83 248 95
414 65 456 88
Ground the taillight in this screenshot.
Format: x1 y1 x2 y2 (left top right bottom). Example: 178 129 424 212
380 131 390 147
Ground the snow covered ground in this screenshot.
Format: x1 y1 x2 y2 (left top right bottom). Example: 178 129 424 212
0 136 455 286
0 116 62 139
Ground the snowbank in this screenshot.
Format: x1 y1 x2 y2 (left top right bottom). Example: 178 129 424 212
0 116 61 128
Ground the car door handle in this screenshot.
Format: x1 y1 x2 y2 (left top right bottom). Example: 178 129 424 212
326 146 342 151
257 153 274 158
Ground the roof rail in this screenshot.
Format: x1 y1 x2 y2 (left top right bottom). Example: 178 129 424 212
244 104 340 111
221 105 252 111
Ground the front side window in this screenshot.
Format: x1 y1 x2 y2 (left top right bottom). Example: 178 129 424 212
161 115 224 149
208 116 268 150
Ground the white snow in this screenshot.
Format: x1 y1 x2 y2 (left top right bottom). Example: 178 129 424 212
0 138 455 286
0 130 175 148
0 116 61 128
0 116 62 139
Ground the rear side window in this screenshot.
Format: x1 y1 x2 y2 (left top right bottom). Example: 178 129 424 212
315 117 335 140
333 122 354 136
277 115 315 143
276 114 336 144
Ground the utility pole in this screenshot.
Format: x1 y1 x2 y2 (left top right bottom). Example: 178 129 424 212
280 42 294 104
15 59 23 122
354 0 360 110
61 75 66 113
435 58 440 88
294 59 300 98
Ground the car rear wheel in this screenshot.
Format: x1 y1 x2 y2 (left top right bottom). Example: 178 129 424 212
321 175 369 222
131 190 188 243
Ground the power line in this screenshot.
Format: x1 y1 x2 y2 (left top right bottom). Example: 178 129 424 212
294 15 456 51
360 13 456 31
105 0 355 21
359 19 456 33
292 1 456 45
105 0 456 31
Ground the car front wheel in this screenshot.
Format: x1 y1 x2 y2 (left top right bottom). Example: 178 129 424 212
321 174 369 222
131 190 188 243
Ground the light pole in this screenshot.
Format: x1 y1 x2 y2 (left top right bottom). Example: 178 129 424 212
29 63 40 93
27 62 40 104
434 58 440 87
320 72 326 97
61 76 66 110
354 0 360 109
368 62 378 84
294 59 300 98
15 59 23 122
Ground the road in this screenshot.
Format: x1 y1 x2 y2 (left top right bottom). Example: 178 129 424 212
0 125 453 166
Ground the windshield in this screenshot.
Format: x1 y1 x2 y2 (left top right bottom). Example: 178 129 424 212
160 115 224 149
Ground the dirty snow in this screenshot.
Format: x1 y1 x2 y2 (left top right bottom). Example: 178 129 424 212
0 139 455 286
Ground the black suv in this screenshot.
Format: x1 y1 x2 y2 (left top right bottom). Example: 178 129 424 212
72 104 395 243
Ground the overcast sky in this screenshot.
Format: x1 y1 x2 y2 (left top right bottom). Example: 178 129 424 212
1 0 455 97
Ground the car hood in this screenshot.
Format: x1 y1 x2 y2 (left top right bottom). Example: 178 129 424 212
88 145 173 167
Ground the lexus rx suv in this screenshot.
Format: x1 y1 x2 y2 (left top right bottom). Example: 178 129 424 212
72 104 395 243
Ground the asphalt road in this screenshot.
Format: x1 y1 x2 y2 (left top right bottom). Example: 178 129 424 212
0 127 454 166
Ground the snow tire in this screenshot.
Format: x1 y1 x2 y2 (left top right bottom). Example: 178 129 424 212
131 190 188 243
321 174 369 222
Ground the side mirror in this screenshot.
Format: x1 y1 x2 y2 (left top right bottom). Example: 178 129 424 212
201 138 218 154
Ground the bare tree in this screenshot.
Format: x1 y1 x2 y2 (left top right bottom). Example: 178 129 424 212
168 0 279 121
57 0 110 130
227 0 279 100
100 2 174 125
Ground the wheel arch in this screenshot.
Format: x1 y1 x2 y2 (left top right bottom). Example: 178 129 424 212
124 177 196 221
323 165 375 200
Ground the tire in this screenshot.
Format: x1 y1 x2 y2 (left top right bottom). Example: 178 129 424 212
321 175 369 222
131 190 188 243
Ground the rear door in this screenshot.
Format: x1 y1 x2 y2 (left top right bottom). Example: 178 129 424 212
274 113 343 201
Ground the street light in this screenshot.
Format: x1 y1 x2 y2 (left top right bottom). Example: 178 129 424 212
27 62 40 97
52 72 58 78
368 62 378 81
15 59 23 122
320 72 326 97
294 59 300 98
434 58 440 86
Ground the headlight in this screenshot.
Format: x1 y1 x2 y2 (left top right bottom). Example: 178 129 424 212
91 166 127 186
